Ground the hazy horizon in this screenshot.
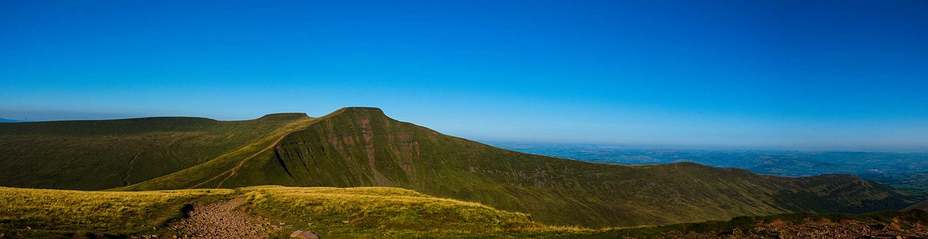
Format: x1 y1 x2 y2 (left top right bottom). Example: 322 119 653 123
3 1 927 151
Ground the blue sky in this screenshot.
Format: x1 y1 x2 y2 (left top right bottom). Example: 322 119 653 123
1 0 927 151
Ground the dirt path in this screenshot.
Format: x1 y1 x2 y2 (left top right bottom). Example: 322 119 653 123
190 118 312 188
121 152 141 186
214 138 284 187
167 198 280 239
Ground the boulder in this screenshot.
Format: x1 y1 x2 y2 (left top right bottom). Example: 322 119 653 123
289 230 320 239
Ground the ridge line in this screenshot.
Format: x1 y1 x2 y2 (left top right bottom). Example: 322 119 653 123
190 118 312 188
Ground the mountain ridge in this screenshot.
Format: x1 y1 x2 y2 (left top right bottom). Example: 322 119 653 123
125 107 910 227
0 113 312 189
0 107 913 228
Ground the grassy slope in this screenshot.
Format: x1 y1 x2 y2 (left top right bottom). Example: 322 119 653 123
0 186 234 236
0 113 310 190
129 107 911 228
0 186 579 239
117 115 314 191
2 185 923 239
242 186 562 238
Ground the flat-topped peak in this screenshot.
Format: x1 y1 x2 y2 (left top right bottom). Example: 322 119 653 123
306 107 402 127
258 113 310 120
336 107 384 113
325 107 388 118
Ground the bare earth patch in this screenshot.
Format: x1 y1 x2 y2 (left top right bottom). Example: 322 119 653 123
167 198 279 239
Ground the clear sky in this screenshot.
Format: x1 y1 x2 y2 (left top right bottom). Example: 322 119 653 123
2 0 927 151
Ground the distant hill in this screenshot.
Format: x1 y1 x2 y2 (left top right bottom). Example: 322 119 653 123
116 107 910 227
498 144 928 197
0 113 311 189
0 118 17 123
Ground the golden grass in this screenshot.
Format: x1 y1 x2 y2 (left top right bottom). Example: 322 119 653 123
1 186 602 238
241 186 547 237
0 187 232 234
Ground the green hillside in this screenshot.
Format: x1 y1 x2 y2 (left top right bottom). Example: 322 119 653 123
124 107 911 227
0 113 311 189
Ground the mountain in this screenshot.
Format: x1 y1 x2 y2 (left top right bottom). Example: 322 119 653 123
115 107 909 227
0 107 912 227
0 113 311 189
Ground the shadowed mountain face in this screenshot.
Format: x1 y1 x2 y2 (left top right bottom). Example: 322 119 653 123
0 107 912 227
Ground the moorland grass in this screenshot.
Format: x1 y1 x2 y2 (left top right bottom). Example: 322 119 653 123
5 185 917 239
241 186 541 238
0 187 233 235
0 186 593 238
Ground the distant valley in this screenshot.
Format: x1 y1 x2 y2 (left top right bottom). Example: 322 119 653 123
496 143 928 197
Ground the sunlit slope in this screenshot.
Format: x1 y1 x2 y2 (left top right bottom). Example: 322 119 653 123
0 113 311 189
0 186 233 236
0 186 560 238
130 107 910 227
241 186 555 238
1 185 918 238
119 115 314 191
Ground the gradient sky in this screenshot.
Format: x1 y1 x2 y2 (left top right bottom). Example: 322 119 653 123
2 0 927 151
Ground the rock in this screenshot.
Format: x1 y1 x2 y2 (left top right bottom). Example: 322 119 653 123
290 230 321 239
